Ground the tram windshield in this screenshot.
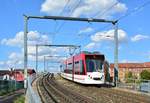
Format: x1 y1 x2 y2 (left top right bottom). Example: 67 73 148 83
86 59 104 72
86 55 105 72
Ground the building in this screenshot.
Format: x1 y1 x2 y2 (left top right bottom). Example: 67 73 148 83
0 70 11 80
110 62 150 82
0 69 35 81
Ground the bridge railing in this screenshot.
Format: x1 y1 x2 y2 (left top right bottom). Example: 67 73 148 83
26 74 41 103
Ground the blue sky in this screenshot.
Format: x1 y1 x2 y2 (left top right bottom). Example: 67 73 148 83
0 0 150 71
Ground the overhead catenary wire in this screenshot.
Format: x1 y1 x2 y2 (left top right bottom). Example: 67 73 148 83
69 0 82 15
77 0 120 38
53 0 150 37
93 1 119 18
86 0 123 37
51 0 150 46
59 0 71 16
52 0 71 41
52 0 70 30
55 0 118 39
54 0 82 35
117 0 150 21
89 0 150 37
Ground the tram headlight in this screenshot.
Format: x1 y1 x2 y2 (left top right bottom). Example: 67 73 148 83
101 74 104 79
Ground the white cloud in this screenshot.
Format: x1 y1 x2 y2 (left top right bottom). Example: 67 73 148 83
40 0 76 15
84 29 127 50
40 0 65 14
72 0 127 18
1 32 23 47
45 56 67 63
131 34 150 42
78 27 94 34
84 42 102 50
0 30 80 69
0 47 58 69
0 30 52 69
0 61 5 65
85 42 97 49
28 46 59 57
91 29 127 43
40 0 127 18
8 52 23 65
9 52 22 60
0 52 23 69
120 59 140 63
1 31 51 47
28 31 40 41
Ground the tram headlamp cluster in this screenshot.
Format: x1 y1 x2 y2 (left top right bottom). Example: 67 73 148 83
88 75 92 79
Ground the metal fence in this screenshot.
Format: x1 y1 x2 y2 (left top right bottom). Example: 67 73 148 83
26 74 41 103
117 78 150 93
0 80 24 96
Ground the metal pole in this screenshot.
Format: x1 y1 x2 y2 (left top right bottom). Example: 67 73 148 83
36 45 38 73
113 21 119 87
46 59 48 72
28 15 114 23
24 15 28 89
38 44 81 48
44 56 46 72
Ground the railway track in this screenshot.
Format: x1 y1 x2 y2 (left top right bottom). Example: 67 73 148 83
98 87 150 103
86 86 150 103
37 74 56 103
56 76 150 103
37 73 96 103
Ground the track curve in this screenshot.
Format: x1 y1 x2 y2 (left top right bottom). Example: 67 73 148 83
37 73 97 103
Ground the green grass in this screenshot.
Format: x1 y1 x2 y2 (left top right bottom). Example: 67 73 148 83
0 89 10 96
0 87 16 96
14 95 25 103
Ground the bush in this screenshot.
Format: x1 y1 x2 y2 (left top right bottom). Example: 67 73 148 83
14 95 25 103
140 70 150 80
0 89 8 96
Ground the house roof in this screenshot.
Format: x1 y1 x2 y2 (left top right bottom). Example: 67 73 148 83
0 69 35 76
144 62 150 67
14 69 35 74
110 62 150 69
0 70 10 76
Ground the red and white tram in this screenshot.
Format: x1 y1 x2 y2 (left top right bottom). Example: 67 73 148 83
60 51 113 84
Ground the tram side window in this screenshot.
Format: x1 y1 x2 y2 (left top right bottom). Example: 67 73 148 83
67 63 72 74
74 61 80 74
74 60 84 75
79 60 84 75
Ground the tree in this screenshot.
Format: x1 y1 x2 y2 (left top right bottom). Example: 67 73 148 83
125 71 134 83
140 70 150 80
125 71 133 78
